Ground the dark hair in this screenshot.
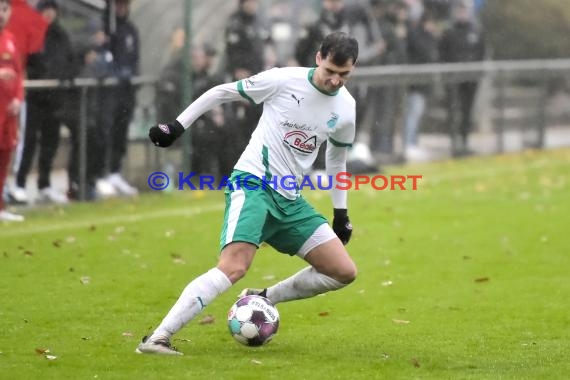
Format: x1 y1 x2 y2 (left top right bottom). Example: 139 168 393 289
37 0 58 11
0 0 12 5
318 31 359 66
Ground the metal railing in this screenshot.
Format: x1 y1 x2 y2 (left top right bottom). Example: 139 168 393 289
24 76 157 200
23 59 570 199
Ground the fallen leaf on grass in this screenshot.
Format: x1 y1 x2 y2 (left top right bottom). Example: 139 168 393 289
318 311 330 317
35 348 50 355
382 280 393 287
171 254 186 265
52 240 63 248
382 352 389 359
474 277 489 283
165 230 175 238
174 338 191 343
122 332 133 337
24 250 33 256
392 319 410 325
80 276 91 285
250 359 262 365
81 337 91 341
89 225 97 232
411 358 420 368
66 236 76 244
262 275 276 281
45 355 57 360
198 315 215 325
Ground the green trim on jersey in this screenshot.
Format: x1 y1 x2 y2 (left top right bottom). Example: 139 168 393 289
329 137 353 148
308 68 339 96
237 80 256 105
262 145 272 180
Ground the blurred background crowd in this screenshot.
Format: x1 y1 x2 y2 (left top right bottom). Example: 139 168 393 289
2 0 570 217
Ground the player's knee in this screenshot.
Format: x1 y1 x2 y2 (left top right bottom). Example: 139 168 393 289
218 262 249 284
331 262 357 284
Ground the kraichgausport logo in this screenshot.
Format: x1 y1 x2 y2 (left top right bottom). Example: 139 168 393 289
283 131 317 155
158 124 170 134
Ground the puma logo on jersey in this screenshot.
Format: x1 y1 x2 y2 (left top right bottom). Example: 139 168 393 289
291 94 304 107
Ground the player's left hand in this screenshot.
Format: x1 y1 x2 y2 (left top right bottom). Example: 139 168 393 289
148 120 185 147
332 208 352 245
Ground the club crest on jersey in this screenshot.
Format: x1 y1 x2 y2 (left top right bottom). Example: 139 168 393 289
283 131 317 155
159 124 170 134
327 113 339 129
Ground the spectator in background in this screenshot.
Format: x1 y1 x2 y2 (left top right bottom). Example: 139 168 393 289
223 0 269 166
67 24 114 201
0 0 25 221
157 29 228 178
296 0 384 171
366 0 409 163
295 0 348 68
11 0 73 205
225 0 270 80
439 1 485 155
96 0 139 196
403 10 438 161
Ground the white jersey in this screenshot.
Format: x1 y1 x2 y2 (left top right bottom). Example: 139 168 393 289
234 67 356 199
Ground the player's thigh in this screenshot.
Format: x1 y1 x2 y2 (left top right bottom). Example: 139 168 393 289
220 186 268 251
303 229 357 284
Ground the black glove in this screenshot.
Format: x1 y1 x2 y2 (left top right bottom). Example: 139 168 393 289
149 120 185 147
332 208 352 245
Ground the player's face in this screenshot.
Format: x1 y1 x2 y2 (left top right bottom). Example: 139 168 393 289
0 2 12 30
314 51 355 93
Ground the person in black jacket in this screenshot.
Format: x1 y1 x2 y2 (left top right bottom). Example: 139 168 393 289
224 0 269 80
439 1 485 155
223 0 268 168
156 31 228 178
11 0 74 204
96 0 140 196
403 11 438 161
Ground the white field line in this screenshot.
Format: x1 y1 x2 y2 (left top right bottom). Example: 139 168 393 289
0 204 225 238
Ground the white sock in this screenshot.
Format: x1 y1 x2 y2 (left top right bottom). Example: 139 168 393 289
151 267 231 340
266 266 347 304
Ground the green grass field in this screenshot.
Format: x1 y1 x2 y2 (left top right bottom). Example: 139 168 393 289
1 149 569 379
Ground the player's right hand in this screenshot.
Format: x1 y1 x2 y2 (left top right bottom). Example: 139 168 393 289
148 121 185 148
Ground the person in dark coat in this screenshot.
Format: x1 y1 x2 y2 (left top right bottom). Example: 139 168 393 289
96 0 140 196
439 1 485 155
403 11 438 161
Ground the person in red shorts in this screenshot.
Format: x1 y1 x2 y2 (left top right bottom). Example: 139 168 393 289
0 0 24 222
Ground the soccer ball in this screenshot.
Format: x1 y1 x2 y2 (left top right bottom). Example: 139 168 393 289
227 295 280 346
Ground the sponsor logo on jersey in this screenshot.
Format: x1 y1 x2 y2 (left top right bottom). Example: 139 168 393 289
283 131 317 155
280 120 316 132
327 112 339 129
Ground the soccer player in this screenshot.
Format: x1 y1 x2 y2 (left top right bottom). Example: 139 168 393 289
138 31 358 355
0 0 25 222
